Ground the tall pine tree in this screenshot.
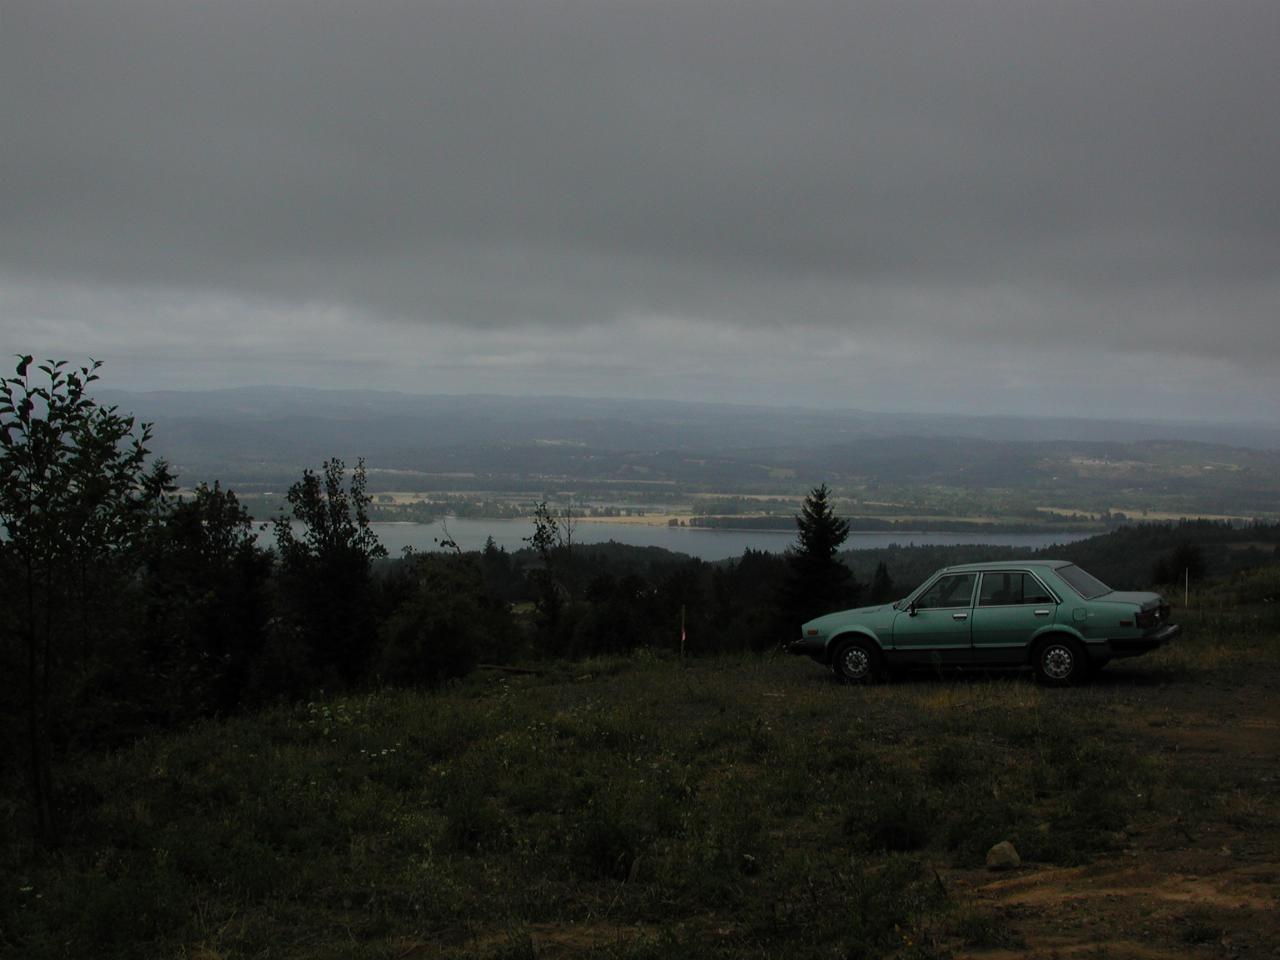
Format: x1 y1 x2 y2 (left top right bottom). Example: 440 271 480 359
868 562 896 603
781 483 859 623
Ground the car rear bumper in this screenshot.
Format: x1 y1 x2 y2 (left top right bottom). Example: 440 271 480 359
1106 623 1180 658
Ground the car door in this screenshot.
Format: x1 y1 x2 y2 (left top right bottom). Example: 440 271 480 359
969 570 1059 664
890 572 977 664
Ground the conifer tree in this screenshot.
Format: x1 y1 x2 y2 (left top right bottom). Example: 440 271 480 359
781 483 858 623
868 561 896 603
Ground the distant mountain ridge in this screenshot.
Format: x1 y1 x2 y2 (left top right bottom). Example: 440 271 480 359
97 386 1280 452
89 387 1280 518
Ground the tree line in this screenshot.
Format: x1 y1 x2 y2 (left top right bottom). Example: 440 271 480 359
0 358 867 845
6 356 1274 846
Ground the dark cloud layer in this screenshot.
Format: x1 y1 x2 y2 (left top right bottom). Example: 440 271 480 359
3 1 1278 417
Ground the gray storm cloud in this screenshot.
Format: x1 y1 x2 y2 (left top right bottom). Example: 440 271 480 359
2 0 1278 417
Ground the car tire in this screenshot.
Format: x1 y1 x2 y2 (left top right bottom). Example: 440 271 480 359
831 638 884 684
1032 636 1089 686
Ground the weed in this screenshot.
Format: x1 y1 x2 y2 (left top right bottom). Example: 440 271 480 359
489 927 539 960
938 782 1023 866
571 800 644 880
925 741 967 786
1178 909 1225 945
441 780 510 854
631 772 772 910
843 771 933 853
768 855 947 960
949 906 1026 949
4 642 1269 958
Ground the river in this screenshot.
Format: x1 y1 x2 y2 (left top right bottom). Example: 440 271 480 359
263 517 1089 561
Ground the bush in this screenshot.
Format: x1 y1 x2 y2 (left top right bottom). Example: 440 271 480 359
272 457 386 690
843 771 933 853
767 855 947 960
441 785 509 854
572 801 644 880
377 553 514 685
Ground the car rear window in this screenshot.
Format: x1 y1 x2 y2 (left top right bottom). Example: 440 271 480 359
1056 564 1112 599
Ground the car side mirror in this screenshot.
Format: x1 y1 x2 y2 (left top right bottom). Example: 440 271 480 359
908 602 918 617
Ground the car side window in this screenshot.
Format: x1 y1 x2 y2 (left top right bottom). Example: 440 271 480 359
978 572 1056 606
914 573 977 609
1023 575 1055 605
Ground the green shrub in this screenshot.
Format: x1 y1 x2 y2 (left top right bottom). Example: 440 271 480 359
572 802 643 880
569 775 683 881
937 783 1023 866
924 742 967 786
648 774 770 904
765 855 946 960
843 773 933 854
377 553 514 686
441 776 510 854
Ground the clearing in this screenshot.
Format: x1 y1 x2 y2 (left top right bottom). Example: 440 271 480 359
3 610 1277 959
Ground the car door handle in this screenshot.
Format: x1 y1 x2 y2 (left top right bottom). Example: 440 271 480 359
952 613 968 621
1034 609 1051 616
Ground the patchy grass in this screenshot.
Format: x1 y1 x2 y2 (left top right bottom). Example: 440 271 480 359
3 620 1279 959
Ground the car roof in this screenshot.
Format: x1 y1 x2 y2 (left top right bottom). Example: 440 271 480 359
937 559 1073 573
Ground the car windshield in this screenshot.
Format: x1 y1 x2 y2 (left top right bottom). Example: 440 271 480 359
1056 564 1112 599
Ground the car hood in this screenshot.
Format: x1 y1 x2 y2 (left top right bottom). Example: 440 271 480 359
804 603 895 633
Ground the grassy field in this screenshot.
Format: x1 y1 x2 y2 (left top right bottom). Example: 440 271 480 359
3 610 1278 959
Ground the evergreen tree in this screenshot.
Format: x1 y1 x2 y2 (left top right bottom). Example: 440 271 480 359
1152 539 1206 586
479 535 520 602
781 483 858 624
868 561 896 604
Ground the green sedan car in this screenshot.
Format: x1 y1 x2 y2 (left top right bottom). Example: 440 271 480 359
786 560 1179 685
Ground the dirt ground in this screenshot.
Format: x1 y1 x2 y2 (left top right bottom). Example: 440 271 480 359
946 663 1280 959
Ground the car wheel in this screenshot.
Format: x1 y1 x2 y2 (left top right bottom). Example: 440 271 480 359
1032 636 1089 686
831 638 883 683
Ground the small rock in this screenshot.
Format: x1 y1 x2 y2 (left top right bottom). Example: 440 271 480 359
986 840 1021 870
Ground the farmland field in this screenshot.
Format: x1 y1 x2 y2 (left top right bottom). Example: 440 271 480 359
3 609 1278 959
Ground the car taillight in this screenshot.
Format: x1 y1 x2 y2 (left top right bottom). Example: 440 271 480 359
1135 608 1159 629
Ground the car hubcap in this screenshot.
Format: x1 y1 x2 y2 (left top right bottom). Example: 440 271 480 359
840 647 869 678
1043 646 1073 680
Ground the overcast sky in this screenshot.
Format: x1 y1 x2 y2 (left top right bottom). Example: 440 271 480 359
3 1 1278 420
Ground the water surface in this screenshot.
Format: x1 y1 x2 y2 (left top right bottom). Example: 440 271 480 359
266 517 1088 561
